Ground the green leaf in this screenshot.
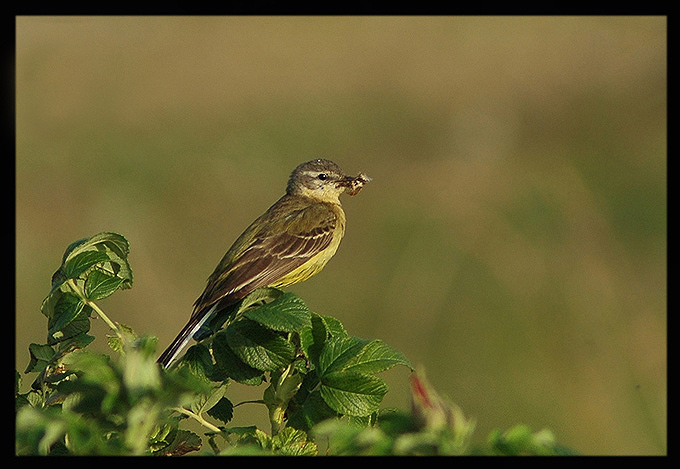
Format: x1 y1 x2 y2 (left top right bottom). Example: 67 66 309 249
24 343 55 374
56 232 133 289
232 426 273 452
318 336 372 375
342 339 413 375
16 406 67 455
40 232 134 348
488 424 577 456
314 336 411 417
47 294 92 345
320 314 347 338
237 287 283 312
224 319 295 372
63 250 110 279
206 396 234 424
158 429 203 456
40 286 62 319
242 291 311 333
84 270 124 300
272 427 318 455
287 389 338 431
64 352 118 389
99 241 133 290
212 332 264 385
312 418 368 455
47 292 85 333
299 313 329 368
97 233 131 261
124 400 164 454
65 232 129 262
191 382 228 416
56 332 96 355
106 323 138 354
122 347 162 398
180 344 215 381
319 371 388 417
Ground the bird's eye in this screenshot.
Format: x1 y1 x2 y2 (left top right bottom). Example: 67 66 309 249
317 173 328 180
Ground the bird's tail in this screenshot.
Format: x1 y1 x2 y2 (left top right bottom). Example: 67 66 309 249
156 305 217 368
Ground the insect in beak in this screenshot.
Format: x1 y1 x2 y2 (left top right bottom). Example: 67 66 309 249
342 172 371 196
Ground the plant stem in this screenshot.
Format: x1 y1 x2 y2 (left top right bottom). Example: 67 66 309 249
171 407 221 433
67 278 123 339
233 399 265 407
268 363 302 436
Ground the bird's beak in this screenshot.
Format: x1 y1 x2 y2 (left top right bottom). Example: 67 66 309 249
339 173 371 196
335 175 356 188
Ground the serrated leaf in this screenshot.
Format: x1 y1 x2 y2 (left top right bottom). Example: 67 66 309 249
313 335 411 418
41 285 67 319
242 292 311 333
84 270 124 300
24 343 55 373
342 339 413 375
237 287 284 313
58 232 133 289
64 236 88 256
160 430 203 456
272 427 318 455
191 382 228 416
319 372 388 417
239 427 273 450
43 232 133 323
299 313 330 367
47 311 91 345
318 336 372 376
180 344 214 381
56 332 96 353
47 293 92 345
65 232 129 261
99 247 133 290
61 233 102 261
287 389 338 431
48 292 85 331
224 319 295 372
50 333 96 373
98 234 130 259
206 396 234 424
212 332 264 385
319 314 347 338
63 250 110 279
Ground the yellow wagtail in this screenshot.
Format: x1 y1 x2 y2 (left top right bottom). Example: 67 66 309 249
157 159 370 367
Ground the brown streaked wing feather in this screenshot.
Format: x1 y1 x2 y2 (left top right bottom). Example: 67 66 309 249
191 202 338 315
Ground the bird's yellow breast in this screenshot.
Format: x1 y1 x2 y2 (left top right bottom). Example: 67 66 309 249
271 203 346 288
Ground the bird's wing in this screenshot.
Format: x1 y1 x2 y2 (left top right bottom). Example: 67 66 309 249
191 201 339 317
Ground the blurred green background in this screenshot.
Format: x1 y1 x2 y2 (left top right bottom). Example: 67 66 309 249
16 16 666 455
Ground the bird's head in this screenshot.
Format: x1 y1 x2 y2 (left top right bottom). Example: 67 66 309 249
287 159 370 203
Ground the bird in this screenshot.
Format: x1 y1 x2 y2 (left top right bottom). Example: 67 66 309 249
157 159 370 368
